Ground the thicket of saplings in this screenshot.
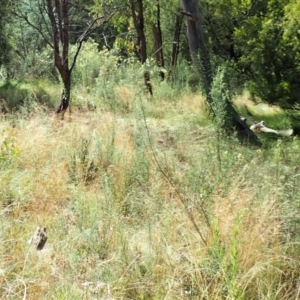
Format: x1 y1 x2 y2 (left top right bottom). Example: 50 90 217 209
1 42 300 299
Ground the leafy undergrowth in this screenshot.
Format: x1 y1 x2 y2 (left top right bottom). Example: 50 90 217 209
0 80 59 112
1 90 300 299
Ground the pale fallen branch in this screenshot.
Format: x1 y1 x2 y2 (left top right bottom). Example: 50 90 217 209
250 121 293 136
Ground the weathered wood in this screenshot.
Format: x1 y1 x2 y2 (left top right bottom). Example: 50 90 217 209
250 121 293 136
30 226 47 251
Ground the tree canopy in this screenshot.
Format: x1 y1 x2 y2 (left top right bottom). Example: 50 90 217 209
1 0 299 112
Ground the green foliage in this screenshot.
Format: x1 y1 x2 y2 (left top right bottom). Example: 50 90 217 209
3 1 300 297
4 0 300 113
9 45 55 80
89 49 171 112
169 59 201 92
6 0 55 79
206 212 246 299
71 39 102 87
283 0 300 39
0 81 28 110
210 66 231 128
206 0 300 108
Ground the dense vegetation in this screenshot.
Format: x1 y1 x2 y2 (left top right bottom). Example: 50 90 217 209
0 0 300 299
0 0 299 108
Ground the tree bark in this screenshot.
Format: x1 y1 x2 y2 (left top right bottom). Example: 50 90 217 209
55 74 71 116
181 1 212 100
130 0 154 94
152 0 164 79
171 10 183 68
46 0 71 116
130 0 147 63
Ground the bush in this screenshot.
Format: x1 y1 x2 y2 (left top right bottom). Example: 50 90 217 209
71 39 103 87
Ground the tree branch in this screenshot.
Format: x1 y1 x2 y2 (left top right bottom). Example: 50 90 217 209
13 9 53 49
181 10 198 22
69 11 116 73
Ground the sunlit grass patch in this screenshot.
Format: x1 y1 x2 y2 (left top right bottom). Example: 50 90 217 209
176 93 207 113
234 92 292 129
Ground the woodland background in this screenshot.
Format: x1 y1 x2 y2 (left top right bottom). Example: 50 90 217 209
0 1 300 299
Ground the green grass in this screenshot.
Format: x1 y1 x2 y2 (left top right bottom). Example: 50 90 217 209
0 79 60 112
0 77 300 299
234 91 294 129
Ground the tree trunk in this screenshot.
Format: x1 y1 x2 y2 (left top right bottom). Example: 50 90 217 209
181 0 260 144
16 0 115 119
171 10 183 68
55 74 71 118
152 0 164 79
181 0 212 100
130 0 147 63
130 0 153 94
144 71 153 96
47 0 71 116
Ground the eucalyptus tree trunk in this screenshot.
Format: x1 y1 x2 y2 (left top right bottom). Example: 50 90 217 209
181 0 260 144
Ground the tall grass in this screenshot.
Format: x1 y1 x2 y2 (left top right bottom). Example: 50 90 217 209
1 51 300 299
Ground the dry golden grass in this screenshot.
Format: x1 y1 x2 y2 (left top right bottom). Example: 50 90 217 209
0 89 299 299
212 184 281 268
176 93 207 113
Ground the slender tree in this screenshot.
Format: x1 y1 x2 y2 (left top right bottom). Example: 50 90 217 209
152 0 165 79
180 0 259 143
15 0 115 118
171 9 183 68
181 0 212 98
130 0 147 63
130 0 155 94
